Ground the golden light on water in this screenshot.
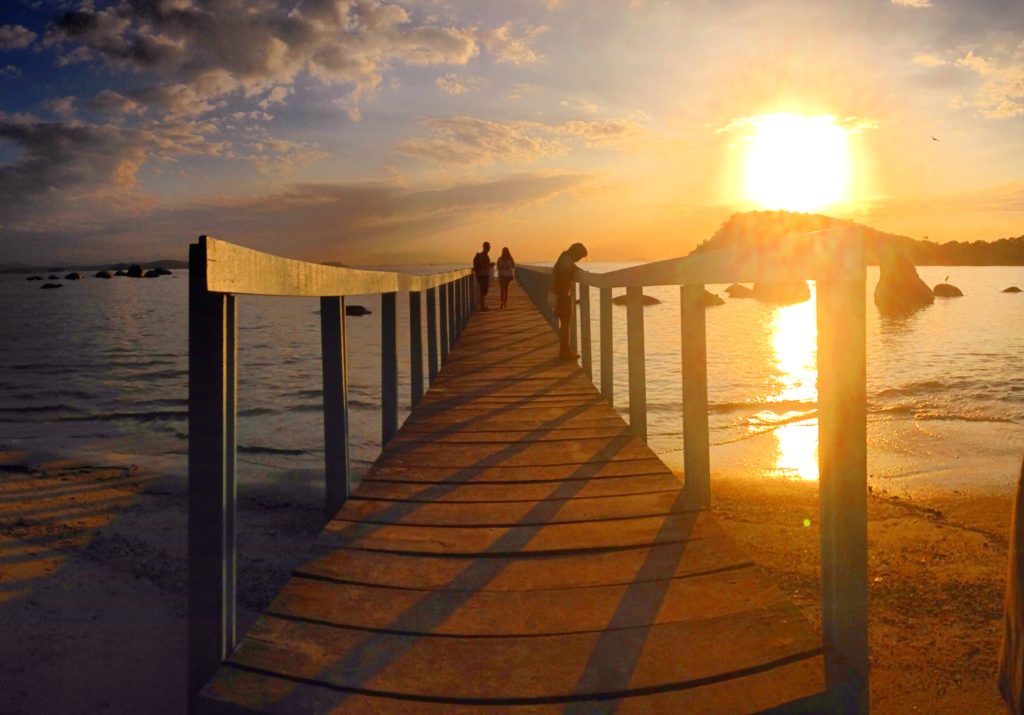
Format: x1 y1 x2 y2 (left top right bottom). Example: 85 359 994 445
764 290 820 480
744 113 850 212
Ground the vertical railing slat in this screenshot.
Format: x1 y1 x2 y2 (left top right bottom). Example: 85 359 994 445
625 285 647 441
439 282 449 364
426 287 438 383
320 296 350 518
570 281 579 355
817 250 869 713
580 282 592 380
681 285 711 508
381 291 398 445
600 286 613 404
409 291 423 406
187 238 238 710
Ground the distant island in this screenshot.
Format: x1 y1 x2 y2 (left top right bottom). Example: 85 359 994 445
691 211 1024 265
0 258 190 275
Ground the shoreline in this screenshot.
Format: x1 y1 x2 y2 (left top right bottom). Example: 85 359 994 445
0 453 1014 713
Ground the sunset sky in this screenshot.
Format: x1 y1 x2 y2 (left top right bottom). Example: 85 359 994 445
0 0 1021 265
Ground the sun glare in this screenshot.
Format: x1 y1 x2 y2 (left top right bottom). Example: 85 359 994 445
744 113 850 212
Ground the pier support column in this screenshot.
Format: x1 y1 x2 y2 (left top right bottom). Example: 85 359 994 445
320 296 351 518
681 285 711 508
381 291 398 445
439 282 449 364
625 285 647 441
409 291 424 406
426 287 439 383
580 283 592 381
600 286 613 404
188 238 238 712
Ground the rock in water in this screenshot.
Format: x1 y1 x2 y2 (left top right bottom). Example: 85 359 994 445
873 246 934 315
127 264 144 278
41 283 63 290
144 269 161 278
114 270 128 276
752 281 810 304
725 283 754 298
26 275 43 281
933 282 963 297
704 289 725 306
611 293 662 306
1003 286 1022 293
345 305 372 316
95 270 112 279
152 266 172 275
48 275 59 280
64 272 83 280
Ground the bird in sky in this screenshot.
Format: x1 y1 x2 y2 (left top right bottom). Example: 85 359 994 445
932 136 941 142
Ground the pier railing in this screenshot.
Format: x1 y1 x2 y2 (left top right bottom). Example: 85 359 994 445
186 236 474 710
516 226 869 712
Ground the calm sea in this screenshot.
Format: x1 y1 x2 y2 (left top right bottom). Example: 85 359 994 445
1 264 1021 495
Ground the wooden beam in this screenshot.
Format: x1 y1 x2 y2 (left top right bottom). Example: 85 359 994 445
626 285 647 441
681 285 711 508
580 283 593 381
320 297 351 519
381 292 398 446
426 287 438 383
439 282 450 364
409 291 424 406
816 241 869 713
600 286 613 404
187 239 238 710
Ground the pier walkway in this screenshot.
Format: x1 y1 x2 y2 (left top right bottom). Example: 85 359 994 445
198 282 828 713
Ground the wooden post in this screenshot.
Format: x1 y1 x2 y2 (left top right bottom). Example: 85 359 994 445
381 291 398 445
600 286 613 404
446 281 456 347
409 291 424 406
681 285 711 508
439 281 450 364
426 287 439 383
188 238 238 710
580 282 593 381
817 249 868 713
626 285 647 441
570 281 579 355
320 296 351 519
457 277 465 336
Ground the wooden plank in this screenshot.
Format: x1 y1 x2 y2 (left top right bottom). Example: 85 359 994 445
352 474 681 502
201 236 470 296
226 603 820 701
373 438 658 468
387 425 637 444
296 535 752 591
267 564 785 636
334 491 696 527
365 459 671 483
188 241 238 708
681 284 711 508
323 511 722 555
320 297 351 516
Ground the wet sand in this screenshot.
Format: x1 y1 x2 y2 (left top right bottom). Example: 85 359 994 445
0 451 1014 714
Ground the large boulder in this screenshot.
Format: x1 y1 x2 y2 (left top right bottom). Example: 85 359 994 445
64 272 83 280
1003 286 1021 293
933 282 963 297
95 270 112 279
345 305 372 316
151 266 172 275
126 264 144 278
612 293 662 306
752 281 810 304
873 245 934 315
725 283 754 298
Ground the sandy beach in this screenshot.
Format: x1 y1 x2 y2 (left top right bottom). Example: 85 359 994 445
0 451 1014 714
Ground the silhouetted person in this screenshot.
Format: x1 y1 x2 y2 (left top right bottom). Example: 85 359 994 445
473 242 493 311
496 247 515 309
551 242 587 360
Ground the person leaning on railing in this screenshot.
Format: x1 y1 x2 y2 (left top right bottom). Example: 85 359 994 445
550 242 588 361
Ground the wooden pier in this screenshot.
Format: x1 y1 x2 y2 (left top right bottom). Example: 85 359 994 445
188 233 869 713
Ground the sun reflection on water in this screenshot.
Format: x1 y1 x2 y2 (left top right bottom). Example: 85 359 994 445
763 287 820 480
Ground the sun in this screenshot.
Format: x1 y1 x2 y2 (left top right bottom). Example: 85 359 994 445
744 113 850 212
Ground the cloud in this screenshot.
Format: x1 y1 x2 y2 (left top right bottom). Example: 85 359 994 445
559 97 598 113
912 53 946 67
953 47 1024 118
41 96 76 116
0 64 20 78
480 23 546 64
46 0 480 118
891 0 932 7
0 25 36 50
436 73 488 95
398 115 652 165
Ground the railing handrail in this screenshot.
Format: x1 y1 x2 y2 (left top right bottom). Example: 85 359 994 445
518 226 864 288
198 235 472 297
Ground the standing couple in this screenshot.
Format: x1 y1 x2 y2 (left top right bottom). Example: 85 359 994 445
472 241 516 311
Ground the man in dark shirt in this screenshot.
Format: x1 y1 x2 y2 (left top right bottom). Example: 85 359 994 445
472 241 493 311
551 242 587 360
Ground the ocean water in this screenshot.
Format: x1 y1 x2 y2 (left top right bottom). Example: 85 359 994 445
1 265 1021 496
